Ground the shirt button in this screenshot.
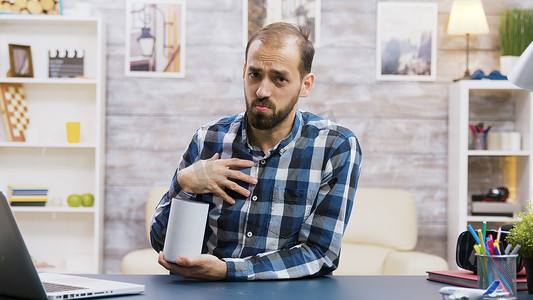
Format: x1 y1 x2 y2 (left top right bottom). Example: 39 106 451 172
247 231 253 238
252 195 257 201
260 160 266 165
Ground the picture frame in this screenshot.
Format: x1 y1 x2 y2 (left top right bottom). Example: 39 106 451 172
376 2 438 81
125 0 186 78
8 44 33 78
243 0 321 47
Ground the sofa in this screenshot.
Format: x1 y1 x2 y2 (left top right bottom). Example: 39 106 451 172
334 187 448 275
122 187 448 275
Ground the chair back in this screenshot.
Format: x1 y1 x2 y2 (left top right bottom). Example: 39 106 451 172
145 187 169 242
343 187 418 251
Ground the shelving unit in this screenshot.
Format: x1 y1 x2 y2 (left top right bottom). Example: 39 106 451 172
0 15 105 273
447 80 533 268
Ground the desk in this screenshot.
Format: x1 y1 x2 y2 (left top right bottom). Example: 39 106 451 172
76 275 533 299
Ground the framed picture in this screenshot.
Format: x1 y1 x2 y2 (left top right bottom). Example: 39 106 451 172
8 44 33 78
125 0 186 78
376 2 437 81
0 0 62 15
243 0 321 47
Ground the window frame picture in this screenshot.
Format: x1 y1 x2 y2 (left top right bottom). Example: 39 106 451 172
125 0 186 78
8 44 33 78
243 0 321 47
376 2 438 81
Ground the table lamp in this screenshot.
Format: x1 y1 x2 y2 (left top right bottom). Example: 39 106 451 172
447 0 489 81
508 41 533 91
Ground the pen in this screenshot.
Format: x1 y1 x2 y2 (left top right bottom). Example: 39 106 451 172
493 246 500 255
468 224 481 245
478 230 487 254
482 220 486 243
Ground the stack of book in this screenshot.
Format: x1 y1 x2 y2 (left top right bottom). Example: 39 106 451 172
8 186 48 206
427 268 528 291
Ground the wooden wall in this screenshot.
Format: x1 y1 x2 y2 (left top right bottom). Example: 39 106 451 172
62 0 533 273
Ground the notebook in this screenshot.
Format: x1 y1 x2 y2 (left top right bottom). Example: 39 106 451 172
0 191 145 299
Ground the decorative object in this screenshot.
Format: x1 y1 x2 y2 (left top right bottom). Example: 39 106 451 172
49 49 84 78
508 41 533 91
0 83 29 142
505 206 533 293
447 0 489 81
499 9 533 76
0 0 62 15
376 2 437 81
125 0 186 78
66 122 80 143
243 0 321 47
8 44 33 78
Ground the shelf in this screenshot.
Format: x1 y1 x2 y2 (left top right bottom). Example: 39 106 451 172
467 150 531 156
466 216 516 223
0 142 96 149
458 80 523 90
0 77 97 85
12 207 96 213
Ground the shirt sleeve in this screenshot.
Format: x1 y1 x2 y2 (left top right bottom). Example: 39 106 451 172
150 132 201 252
223 135 362 280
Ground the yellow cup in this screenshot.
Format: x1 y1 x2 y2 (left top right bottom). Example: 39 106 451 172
66 122 80 143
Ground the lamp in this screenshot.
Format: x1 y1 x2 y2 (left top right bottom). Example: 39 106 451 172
447 0 489 81
508 41 533 91
138 27 155 57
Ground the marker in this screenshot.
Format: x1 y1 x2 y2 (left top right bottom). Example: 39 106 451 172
511 244 521 255
468 224 481 245
487 239 495 255
504 244 512 255
493 246 500 255
474 244 481 255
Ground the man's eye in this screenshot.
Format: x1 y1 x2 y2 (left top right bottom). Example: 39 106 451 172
277 77 286 83
250 72 259 78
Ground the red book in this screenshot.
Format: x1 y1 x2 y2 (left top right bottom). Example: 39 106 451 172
426 269 528 291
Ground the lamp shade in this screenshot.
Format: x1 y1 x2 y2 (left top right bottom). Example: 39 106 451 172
447 0 489 35
508 41 533 91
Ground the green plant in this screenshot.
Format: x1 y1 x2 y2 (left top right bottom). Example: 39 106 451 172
499 8 533 56
506 206 533 259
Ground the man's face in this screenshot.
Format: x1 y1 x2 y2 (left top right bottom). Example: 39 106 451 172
243 40 305 131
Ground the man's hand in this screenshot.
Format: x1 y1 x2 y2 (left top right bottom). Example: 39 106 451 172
158 251 228 281
177 153 257 204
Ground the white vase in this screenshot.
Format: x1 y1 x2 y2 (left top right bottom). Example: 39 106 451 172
500 56 519 76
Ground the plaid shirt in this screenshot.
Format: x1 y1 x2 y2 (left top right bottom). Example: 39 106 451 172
150 109 362 280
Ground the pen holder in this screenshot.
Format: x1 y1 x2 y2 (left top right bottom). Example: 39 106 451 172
477 254 517 299
472 132 487 150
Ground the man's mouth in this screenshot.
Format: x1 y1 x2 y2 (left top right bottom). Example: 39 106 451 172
255 105 271 112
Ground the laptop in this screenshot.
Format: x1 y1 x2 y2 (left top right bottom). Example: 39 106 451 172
0 191 145 299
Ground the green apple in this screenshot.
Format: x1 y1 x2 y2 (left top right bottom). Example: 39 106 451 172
67 194 82 207
81 193 95 207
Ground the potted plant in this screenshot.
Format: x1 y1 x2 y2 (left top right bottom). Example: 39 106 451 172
506 206 533 293
499 8 533 75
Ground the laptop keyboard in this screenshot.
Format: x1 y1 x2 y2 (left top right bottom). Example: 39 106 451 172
43 282 87 293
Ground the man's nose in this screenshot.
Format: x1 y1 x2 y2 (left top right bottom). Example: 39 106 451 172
256 79 272 98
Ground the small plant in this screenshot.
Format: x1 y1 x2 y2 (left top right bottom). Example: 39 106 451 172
506 206 533 259
499 8 533 56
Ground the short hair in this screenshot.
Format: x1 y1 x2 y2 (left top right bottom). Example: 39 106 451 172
245 22 315 79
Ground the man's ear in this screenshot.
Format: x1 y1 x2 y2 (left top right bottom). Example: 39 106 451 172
299 73 315 98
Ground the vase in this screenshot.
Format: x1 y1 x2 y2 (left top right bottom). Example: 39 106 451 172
526 258 533 294
500 56 519 76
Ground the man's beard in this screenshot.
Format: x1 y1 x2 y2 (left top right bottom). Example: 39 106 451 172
245 93 299 130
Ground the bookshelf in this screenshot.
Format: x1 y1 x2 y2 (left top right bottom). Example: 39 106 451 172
0 15 105 273
447 80 533 268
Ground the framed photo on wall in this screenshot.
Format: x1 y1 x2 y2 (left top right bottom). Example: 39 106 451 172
376 2 437 81
125 0 186 78
243 0 321 47
8 44 33 78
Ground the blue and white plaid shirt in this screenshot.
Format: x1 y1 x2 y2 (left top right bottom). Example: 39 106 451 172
150 109 362 280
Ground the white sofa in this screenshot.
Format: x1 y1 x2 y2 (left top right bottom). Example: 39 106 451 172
122 187 448 275
334 187 448 275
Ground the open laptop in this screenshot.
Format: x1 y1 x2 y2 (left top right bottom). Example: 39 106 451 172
0 192 145 299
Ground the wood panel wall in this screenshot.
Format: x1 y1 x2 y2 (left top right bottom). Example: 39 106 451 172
61 0 533 273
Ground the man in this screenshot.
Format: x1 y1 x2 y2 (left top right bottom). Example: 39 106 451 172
150 22 362 281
